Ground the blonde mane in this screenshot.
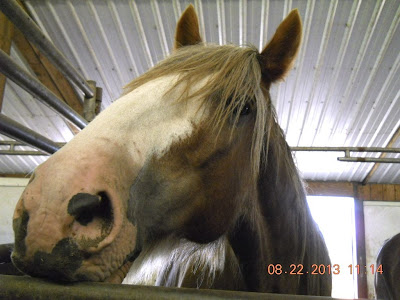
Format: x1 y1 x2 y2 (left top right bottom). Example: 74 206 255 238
123 44 287 178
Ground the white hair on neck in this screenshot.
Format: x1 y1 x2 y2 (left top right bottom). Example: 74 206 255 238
122 235 241 288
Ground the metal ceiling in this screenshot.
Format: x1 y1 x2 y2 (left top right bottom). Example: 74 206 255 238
0 0 399 183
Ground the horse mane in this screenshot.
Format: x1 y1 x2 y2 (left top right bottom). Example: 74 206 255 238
253 119 331 293
123 44 273 179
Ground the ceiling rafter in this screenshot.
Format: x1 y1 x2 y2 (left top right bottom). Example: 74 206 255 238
362 126 400 184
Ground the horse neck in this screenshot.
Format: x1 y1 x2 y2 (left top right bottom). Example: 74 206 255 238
229 123 327 293
259 136 309 261
256 129 331 294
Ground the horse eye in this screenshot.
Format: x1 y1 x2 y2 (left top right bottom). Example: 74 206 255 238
240 104 251 116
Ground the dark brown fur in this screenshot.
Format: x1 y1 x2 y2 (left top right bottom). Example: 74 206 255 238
375 233 400 300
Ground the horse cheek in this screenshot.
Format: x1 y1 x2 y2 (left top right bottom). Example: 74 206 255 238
181 160 240 243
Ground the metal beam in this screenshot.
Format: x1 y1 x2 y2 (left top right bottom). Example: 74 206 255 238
0 49 88 129
292 146 400 164
0 0 94 98
0 275 355 300
0 140 64 156
338 157 400 163
0 114 60 154
2 142 400 161
291 146 400 153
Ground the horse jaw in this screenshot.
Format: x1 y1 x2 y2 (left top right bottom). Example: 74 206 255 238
12 75 208 282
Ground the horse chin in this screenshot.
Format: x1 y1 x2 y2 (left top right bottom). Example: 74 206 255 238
103 261 133 284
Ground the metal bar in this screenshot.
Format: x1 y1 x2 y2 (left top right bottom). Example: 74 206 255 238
0 0 94 98
0 150 47 155
1 140 400 159
0 141 64 146
0 114 60 154
0 275 362 300
338 157 400 163
0 49 87 129
291 146 400 153
0 141 64 156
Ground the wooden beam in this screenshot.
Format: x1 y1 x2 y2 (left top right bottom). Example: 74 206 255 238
13 29 83 114
13 1 84 134
383 184 396 201
370 183 384 201
306 181 353 197
357 184 371 201
0 11 14 112
306 181 400 201
362 125 400 184
353 185 368 299
13 28 82 134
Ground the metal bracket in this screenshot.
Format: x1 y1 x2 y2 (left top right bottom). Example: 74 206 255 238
83 81 102 122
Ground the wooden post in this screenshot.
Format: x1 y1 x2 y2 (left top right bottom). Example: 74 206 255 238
13 28 83 134
353 184 368 298
0 11 13 112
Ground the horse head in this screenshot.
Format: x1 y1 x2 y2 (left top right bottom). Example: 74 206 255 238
11 5 311 291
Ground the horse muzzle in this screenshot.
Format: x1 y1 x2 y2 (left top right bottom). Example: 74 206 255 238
11 149 137 282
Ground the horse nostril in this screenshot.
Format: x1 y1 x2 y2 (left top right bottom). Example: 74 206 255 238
68 192 112 226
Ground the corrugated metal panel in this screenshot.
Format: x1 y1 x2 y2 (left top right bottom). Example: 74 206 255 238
1 0 399 183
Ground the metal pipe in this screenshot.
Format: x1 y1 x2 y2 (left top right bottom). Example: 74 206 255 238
1 140 400 161
291 146 400 153
338 157 400 163
0 0 94 98
0 275 343 300
0 49 88 129
0 114 60 154
0 140 65 155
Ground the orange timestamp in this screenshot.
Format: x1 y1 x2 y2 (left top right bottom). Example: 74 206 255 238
267 264 383 275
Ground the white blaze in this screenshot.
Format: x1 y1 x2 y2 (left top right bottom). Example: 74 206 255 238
65 75 207 167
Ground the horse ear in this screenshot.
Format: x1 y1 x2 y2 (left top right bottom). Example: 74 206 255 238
260 9 302 83
174 4 202 49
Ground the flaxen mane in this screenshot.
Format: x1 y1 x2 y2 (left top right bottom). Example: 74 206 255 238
124 44 291 180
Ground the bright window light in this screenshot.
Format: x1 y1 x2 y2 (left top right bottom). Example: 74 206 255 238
307 196 357 299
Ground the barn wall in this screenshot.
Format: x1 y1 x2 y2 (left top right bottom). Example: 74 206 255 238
363 201 400 299
0 178 29 244
307 181 400 298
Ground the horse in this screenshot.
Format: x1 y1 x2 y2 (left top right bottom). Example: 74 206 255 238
375 233 400 299
11 5 332 296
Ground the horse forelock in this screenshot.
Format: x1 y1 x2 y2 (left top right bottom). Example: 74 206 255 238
123 44 275 179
